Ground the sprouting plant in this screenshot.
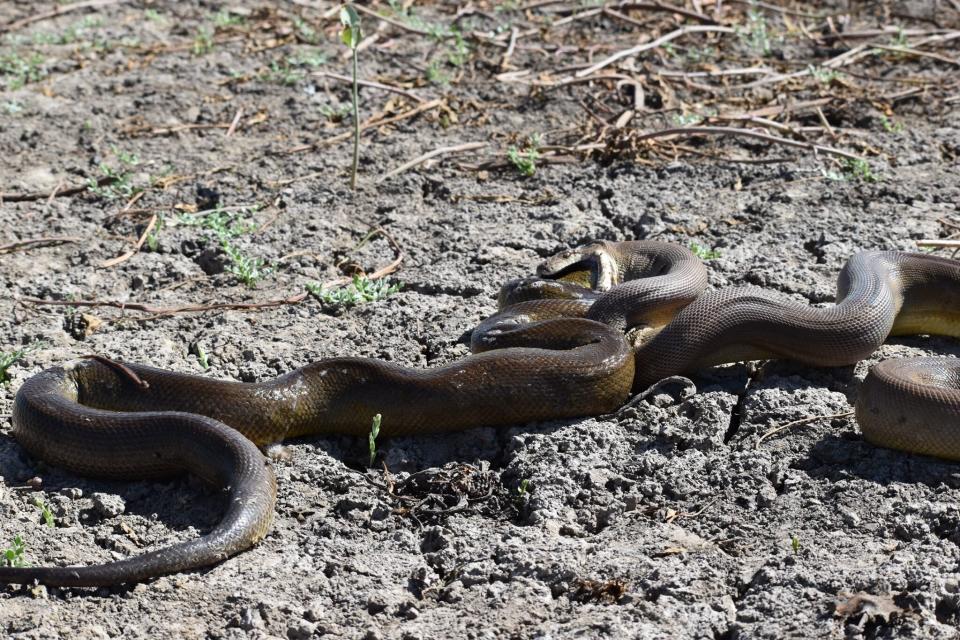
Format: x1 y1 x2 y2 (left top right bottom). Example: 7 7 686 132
368 413 382 467
2 535 25 568
791 534 800 555
340 5 362 191
144 8 164 22
293 16 319 44
0 341 45 384
880 115 904 133
193 26 214 55
263 60 304 86
86 147 142 200
808 65 839 84
214 10 245 27
307 275 402 308
672 112 703 127
507 134 541 177
740 9 771 56
0 52 46 90
222 240 270 287
196 344 210 369
3 101 22 115
517 479 530 500
689 242 721 260
288 48 328 68
843 158 877 182
33 497 54 528
177 207 257 238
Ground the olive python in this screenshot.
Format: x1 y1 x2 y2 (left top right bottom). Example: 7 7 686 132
2 240 959 587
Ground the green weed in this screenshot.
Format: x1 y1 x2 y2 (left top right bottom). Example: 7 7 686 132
740 9 772 56
507 134 541 177
86 147 141 200
177 207 256 238
808 65 839 84
689 242 721 260
33 497 54 528
2 535 25 568
222 241 270 287
0 341 44 384
880 115 903 133
214 10 245 28
308 275 402 308
791 534 800 555
843 158 877 182
0 52 46 90
193 26 214 55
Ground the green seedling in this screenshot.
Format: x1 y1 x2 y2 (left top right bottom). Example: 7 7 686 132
33 497 54 528
689 242 721 260
0 341 44 384
197 344 210 369
2 535 25 568
293 17 319 44
214 10 245 28
368 413 382 467
340 5 362 190
807 65 839 84
741 9 772 56
222 240 270 287
307 275 401 309
791 534 800 555
0 52 46 90
880 115 903 133
843 158 877 182
86 147 141 201
507 134 541 177
193 26 214 55
177 207 257 239
672 113 703 127
516 479 530 500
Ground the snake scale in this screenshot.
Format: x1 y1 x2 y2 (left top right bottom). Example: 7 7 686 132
3 240 960 587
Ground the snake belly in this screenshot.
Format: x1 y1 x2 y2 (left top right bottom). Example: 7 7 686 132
3 241 960 587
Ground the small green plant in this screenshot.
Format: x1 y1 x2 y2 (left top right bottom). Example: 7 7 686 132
214 10 245 27
808 65 839 84
0 341 44 384
177 207 256 238
740 9 771 56
222 240 270 287
0 52 46 90
193 26 214 55
3 100 23 115
517 479 530 500
293 17 319 44
33 497 54 528
368 413 382 467
689 242 721 260
86 147 141 200
843 158 877 182
880 115 903 133
2 535 25 568
196 344 210 369
263 60 304 86
790 534 800 555
672 113 703 127
144 9 164 22
507 134 541 177
319 103 351 123
308 275 402 308
289 48 328 68
340 5 363 190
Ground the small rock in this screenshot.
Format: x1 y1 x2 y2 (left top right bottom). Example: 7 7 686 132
61 487 83 499
91 493 126 518
287 620 316 640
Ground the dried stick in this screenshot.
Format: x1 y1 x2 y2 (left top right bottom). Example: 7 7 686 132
101 214 157 268
314 71 425 102
576 25 735 78
756 411 854 448
282 99 442 155
224 108 244 137
631 126 863 161
614 2 719 25
917 239 960 248
21 293 310 317
0 236 82 254
1 176 114 202
379 142 487 182
0 0 127 34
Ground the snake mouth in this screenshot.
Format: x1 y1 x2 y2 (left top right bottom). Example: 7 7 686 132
537 242 618 291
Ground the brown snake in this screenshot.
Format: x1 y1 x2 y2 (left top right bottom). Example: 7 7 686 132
3 240 960 587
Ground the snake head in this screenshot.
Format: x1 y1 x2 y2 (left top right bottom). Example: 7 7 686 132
537 241 619 291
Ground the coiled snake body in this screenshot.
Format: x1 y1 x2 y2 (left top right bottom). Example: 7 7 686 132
3 241 960 586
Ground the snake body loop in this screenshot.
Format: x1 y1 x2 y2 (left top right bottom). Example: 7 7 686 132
3 241 960 587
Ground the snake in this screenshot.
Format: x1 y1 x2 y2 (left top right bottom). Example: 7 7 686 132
2 241 959 587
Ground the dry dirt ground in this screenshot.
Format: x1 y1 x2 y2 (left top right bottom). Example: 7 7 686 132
1 1 959 638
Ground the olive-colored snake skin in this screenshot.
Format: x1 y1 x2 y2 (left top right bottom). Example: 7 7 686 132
3 241 960 587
